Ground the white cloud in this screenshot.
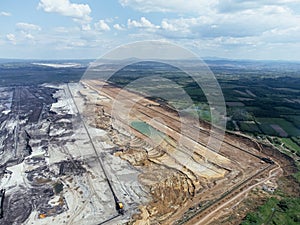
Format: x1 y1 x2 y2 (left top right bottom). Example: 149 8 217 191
0 11 11 16
113 24 126 30
128 17 159 29
261 26 300 43
94 20 111 31
0 0 299 60
217 0 296 14
81 24 91 31
120 0 300 15
53 26 80 33
161 21 178 32
259 5 291 14
157 4 300 39
38 0 91 21
6 34 16 44
120 0 216 13
68 40 87 47
15 23 41 43
16 23 41 31
278 0 300 2
160 17 208 34
217 0 260 13
23 33 35 40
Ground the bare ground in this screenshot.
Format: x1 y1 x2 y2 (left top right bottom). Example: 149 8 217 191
79 80 297 224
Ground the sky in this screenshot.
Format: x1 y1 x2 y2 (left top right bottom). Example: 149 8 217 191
0 0 300 60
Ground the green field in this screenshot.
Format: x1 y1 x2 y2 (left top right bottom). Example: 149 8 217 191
280 138 300 153
238 121 261 133
284 115 300 128
256 117 300 137
258 124 279 136
196 103 211 122
242 197 300 225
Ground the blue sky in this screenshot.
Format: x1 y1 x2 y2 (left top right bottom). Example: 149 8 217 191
0 0 300 60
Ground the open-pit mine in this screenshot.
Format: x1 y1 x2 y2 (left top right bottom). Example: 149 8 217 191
0 78 295 225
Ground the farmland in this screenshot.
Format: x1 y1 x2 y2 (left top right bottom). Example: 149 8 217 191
242 197 300 225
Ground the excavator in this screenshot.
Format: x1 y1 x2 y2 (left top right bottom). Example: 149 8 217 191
116 200 124 215
105 177 124 215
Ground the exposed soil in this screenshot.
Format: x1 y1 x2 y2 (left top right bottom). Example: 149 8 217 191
80 80 293 224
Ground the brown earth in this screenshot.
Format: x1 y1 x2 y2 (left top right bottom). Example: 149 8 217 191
80 80 296 225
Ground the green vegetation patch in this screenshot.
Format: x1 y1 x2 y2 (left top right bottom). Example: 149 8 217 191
291 136 300 146
284 115 300 129
258 124 279 136
280 138 300 153
293 159 300 182
242 197 300 225
294 170 300 184
196 103 211 122
274 107 299 115
256 117 300 137
198 110 211 122
238 121 261 133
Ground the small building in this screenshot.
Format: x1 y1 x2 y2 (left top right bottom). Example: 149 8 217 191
262 183 276 193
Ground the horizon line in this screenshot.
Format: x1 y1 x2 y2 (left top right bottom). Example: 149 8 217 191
1 57 300 63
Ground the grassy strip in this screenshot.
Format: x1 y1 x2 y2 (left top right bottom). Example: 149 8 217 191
241 197 300 225
280 138 300 153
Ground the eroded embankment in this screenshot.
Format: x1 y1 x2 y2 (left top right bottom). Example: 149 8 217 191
80 81 240 224
80 80 298 225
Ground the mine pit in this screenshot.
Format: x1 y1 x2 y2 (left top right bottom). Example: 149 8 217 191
0 81 294 225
